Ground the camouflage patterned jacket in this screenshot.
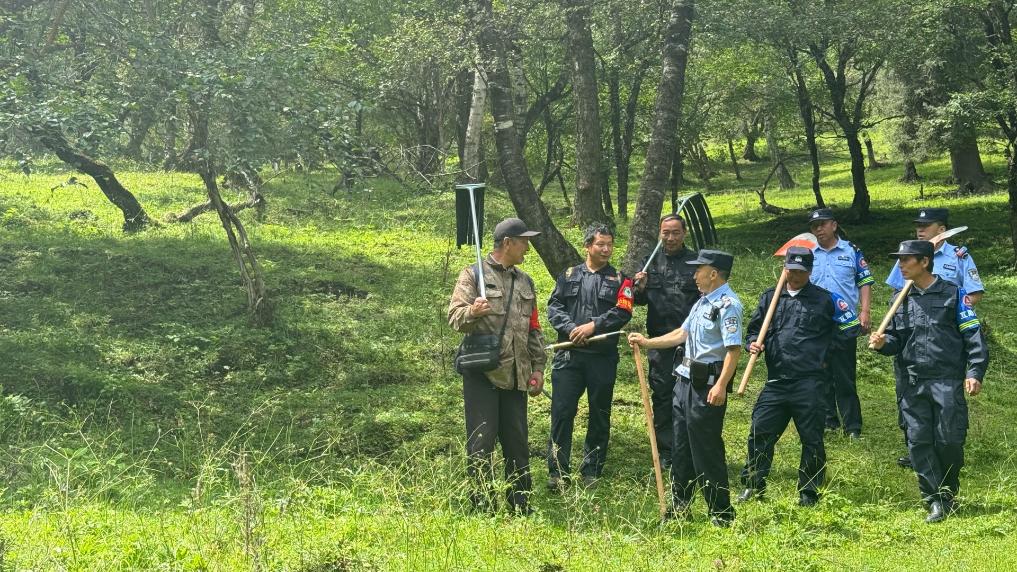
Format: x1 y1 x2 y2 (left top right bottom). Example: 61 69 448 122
447 254 547 390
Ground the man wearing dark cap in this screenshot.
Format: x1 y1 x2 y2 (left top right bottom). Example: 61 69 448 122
886 208 985 468
870 240 988 523
736 247 861 507
632 214 701 468
808 208 874 439
629 250 742 527
448 217 546 514
546 224 633 489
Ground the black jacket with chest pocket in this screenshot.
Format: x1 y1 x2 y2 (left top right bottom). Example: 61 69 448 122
876 278 988 382
547 263 633 355
633 246 701 338
746 282 861 381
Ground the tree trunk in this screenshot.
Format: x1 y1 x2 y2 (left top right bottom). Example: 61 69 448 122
845 128 870 216
864 135 884 169
788 49 824 207
900 159 921 183
622 0 694 274
1009 144 1017 265
461 66 488 182
608 61 647 222
454 68 472 169
506 41 529 151
30 125 150 231
476 0 581 278
563 0 608 228
125 110 155 160
742 118 762 161
727 138 742 181
949 131 991 192
669 145 683 212
765 118 795 189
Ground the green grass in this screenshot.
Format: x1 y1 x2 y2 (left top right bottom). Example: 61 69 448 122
0 151 1016 570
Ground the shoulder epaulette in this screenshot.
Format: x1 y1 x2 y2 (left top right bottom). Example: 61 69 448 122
954 246 969 259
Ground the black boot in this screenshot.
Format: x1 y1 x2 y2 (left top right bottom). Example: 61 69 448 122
925 501 947 524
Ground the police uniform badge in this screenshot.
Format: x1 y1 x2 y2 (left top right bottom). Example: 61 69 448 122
837 298 849 311
968 268 980 281
724 316 738 333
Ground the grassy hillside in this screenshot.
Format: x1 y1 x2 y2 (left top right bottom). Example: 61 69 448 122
0 153 1015 570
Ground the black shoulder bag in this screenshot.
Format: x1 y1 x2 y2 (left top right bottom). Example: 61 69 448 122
455 267 516 374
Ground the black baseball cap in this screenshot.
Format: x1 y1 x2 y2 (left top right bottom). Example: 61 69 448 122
493 218 540 242
914 208 949 225
889 240 934 259
809 208 835 223
686 249 734 272
784 246 814 271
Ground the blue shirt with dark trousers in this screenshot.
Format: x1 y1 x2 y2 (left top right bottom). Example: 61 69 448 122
810 238 874 310
885 241 985 293
675 282 743 379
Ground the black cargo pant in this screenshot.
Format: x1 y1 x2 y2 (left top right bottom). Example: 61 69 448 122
548 350 618 478
900 378 968 504
672 376 734 520
740 377 826 500
463 370 531 510
647 346 679 466
823 337 862 434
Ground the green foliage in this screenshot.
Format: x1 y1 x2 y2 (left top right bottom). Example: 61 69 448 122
1 152 1016 568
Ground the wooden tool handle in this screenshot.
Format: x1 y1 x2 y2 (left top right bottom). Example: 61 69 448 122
631 343 668 518
869 280 913 349
737 268 788 396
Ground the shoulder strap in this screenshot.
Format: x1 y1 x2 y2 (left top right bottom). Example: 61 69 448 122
498 273 516 338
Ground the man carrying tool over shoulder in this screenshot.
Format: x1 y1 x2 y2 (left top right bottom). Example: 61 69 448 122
632 214 701 469
736 247 860 508
546 224 633 490
870 240 988 524
628 250 742 527
886 208 985 469
447 218 546 515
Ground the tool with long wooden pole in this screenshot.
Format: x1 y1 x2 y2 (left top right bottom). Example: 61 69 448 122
631 343 667 518
868 226 968 348
736 233 818 396
544 330 625 351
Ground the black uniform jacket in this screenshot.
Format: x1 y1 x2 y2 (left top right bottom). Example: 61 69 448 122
876 277 988 381
547 263 633 355
633 247 700 337
746 282 860 381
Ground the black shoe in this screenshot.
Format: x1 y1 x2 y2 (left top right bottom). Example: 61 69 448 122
710 514 733 528
736 488 763 503
897 455 913 469
798 493 819 507
846 431 861 440
926 501 947 523
661 503 692 524
510 502 533 517
824 423 840 433
547 475 567 493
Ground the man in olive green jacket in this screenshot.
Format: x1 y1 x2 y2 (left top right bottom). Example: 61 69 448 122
448 218 546 514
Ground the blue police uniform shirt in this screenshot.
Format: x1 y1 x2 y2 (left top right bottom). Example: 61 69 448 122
885 241 985 293
810 238 874 310
675 282 743 378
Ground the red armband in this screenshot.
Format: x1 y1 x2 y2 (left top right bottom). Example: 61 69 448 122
529 307 541 331
616 278 634 312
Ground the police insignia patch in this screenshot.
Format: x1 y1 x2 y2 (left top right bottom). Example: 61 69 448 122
720 295 732 308
968 268 980 281
963 294 973 307
859 258 868 268
565 266 574 278
837 299 849 311
623 287 633 298
724 316 738 332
